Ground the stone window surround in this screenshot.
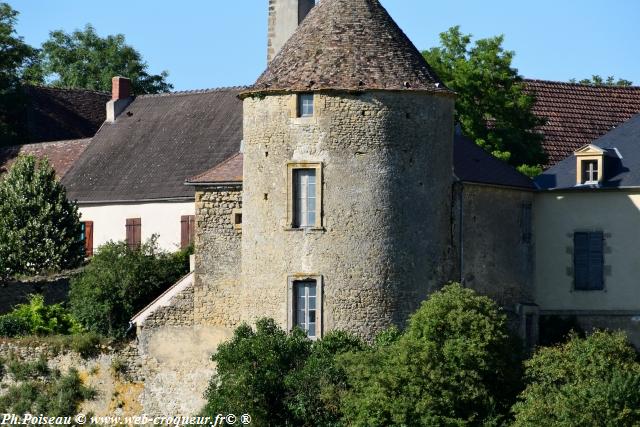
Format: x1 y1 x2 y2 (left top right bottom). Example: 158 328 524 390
574 146 604 185
289 93 319 125
287 274 323 340
231 208 242 230
286 161 323 231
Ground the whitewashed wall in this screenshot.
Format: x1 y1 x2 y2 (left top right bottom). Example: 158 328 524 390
78 200 195 253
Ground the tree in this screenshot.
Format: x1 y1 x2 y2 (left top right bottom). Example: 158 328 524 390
570 75 633 87
0 155 84 279
340 283 524 426
512 331 640 426
69 237 191 337
35 24 172 94
0 3 38 145
423 26 547 174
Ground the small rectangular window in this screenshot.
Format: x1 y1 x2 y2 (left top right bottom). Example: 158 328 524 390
574 231 604 290
232 209 242 230
521 203 532 244
126 218 142 251
293 168 317 228
297 93 314 117
581 160 599 184
80 221 93 257
294 280 317 338
180 215 195 249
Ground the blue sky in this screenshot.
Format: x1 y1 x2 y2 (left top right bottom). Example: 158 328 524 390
7 0 640 91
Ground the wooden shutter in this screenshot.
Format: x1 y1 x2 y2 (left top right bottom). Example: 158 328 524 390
588 232 604 290
126 218 141 250
84 221 94 257
574 231 604 290
180 215 195 249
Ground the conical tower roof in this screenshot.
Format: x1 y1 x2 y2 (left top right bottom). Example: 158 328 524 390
242 0 451 97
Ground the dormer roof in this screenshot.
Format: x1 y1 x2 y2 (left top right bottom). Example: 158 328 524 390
242 0 451 97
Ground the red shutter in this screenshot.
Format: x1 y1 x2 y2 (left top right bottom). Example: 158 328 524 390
126 218 141 250
181 215 196 249
84 221 94 257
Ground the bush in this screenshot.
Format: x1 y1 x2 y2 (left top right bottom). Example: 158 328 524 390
340 283 523 426
512 331 640 426
0 356 95 416
69 236 191 338
0 294 82 337
0 154 84 279
202 319 364 427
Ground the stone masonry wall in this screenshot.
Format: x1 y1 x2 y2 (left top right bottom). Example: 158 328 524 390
193 187 242 328
241 91 455 340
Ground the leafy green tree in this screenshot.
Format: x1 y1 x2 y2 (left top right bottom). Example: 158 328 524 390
69 237 190 337
512 331 640 427
423 26 546 174
570 75 633 86
0 294 82 337
35 24 172 94
0 155 84 279
0 3 38 146
340 283 523 426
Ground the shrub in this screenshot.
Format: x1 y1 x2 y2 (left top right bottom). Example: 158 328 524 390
0 294 82 337
0 154 84 279
69 236 190 337
340 283 524 426
0 356 95 416
512 331 640 426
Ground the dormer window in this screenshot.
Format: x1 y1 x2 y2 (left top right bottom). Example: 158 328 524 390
581 160 599 184
574 145 605 185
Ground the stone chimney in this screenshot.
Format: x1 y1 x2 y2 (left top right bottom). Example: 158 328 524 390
106 76 133 122
267 0 315 63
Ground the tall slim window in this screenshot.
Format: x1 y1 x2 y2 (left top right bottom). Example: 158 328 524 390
80 221 93 257
294 280 317 338
298 93 314 117
581 160 599 184
574 231 604 290
293 169 317 228
126 218 142 251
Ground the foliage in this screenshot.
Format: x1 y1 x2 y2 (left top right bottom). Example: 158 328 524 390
0 155 85 279
0 3 37 146
516 164 543 179
202 319 364 427
423 26 546 170
538 315 584 347
7 332 104 359
512 331 640 426
0 294 82 337
570 75 633 87
69 237 191 337
0 356 95 416
32 24 172 94
0 314 31 337
340 283 523 426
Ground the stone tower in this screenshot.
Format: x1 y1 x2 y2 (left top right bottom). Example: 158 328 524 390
240 0 455 340
267 0 316 63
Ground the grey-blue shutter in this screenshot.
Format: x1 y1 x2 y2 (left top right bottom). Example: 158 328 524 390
574 232 589 290
588 232 604 290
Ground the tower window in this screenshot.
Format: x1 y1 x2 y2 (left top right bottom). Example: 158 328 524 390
288 162 322 229
294 280 317 338
298 93 314 117
581 160 599 184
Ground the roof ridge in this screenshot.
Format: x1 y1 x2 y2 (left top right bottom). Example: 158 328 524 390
137 86 250 98
24 84 110 96
524 78 640 90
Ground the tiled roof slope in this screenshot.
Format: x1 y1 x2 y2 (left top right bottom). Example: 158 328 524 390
23 85 109 143
536 114 640 190
524 80 640 166
0 139 92 179
246 0 449 96
188 153 243 184
454 131 535 190
62 88 244 202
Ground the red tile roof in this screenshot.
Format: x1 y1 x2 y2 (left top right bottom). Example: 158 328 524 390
524 79 640 166
188 153 243 184
0 139 92 179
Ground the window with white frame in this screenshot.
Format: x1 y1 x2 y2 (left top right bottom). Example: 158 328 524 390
581 160 599 184
297 93 314 117
294 280 317 338
293 168 317 228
